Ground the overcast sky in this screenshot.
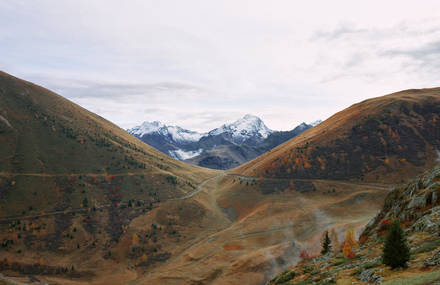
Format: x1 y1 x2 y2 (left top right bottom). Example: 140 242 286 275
2 1 440 131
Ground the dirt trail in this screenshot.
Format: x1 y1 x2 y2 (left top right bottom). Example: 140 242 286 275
0 172 224 222
0 273 24 285
227 174 393 190
170 171 226 200
0 172 142 177
161 172 230 265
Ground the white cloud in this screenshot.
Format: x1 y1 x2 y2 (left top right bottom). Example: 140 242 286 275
1 0 440 131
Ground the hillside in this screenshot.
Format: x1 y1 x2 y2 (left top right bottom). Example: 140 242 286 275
236 88 440 183
0 71 218 215
0 71 220 283
267 164 440 285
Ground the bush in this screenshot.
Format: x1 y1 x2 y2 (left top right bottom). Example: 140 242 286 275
300 250 310 259
382 220 410 269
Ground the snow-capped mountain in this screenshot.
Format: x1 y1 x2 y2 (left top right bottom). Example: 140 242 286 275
208 114 273 144
127 115 319 169
128 121 204 143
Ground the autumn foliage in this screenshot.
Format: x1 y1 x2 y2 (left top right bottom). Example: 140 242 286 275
342 229 357 258
329 229 340 255
299 250 310 259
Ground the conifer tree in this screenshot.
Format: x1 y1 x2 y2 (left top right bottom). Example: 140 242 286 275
321 230 331 255
382 220 410 269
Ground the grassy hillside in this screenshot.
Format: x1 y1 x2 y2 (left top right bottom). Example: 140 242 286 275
0 71 216 216
236 89 440 183
0 71 219 283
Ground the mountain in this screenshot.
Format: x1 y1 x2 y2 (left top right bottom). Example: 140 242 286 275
267 164 440 284
207 114 273 145
128 115 315 169
2 72 438 285
127 121 204 158
236 88 440 183
0 71 218 283
186 121 315 169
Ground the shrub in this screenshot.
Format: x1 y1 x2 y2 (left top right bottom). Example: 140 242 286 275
300 250 310 259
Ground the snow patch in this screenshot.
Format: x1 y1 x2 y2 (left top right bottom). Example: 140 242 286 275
127 121 203 142
208 114 273 143
169 148 203 160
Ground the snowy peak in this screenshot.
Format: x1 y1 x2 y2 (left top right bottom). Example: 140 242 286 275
208 114 273 143
310 120 322 126
127 121 203 142
129 121 164 135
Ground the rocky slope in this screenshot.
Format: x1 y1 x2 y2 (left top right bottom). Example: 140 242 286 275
128 115 316 170
267 164 440 285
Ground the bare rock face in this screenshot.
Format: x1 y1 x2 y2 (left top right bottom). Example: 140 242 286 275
407 191 431 210
361 165 440 238
411 208 440 233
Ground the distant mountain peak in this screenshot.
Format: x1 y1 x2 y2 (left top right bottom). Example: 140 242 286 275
208 114 273 143
127 121 203 142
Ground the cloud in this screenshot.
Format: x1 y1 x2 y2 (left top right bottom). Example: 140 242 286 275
2 0 440 132
380 39 440 73
311 24 368 41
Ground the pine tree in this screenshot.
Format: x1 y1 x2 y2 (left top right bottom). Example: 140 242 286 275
321 230 332 255
382 220 410 269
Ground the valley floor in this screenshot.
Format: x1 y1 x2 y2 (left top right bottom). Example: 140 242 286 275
0 171 391 284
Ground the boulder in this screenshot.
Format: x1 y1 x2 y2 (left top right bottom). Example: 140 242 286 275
358 268 383 284
424 250 440 267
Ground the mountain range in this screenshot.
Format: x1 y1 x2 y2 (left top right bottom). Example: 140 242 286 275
127 115 320 169
0 71 439 285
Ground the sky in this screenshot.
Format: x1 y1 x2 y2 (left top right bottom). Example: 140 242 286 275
1 0 440 132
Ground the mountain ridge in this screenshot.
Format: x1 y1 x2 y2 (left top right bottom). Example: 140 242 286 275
127 115 317 169
235 87 440 183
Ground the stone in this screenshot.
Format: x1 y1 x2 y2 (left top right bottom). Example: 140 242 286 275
358 268 383 284
407 191 431 210
411 215 437 233
433 190 438 205
424 250 440 267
